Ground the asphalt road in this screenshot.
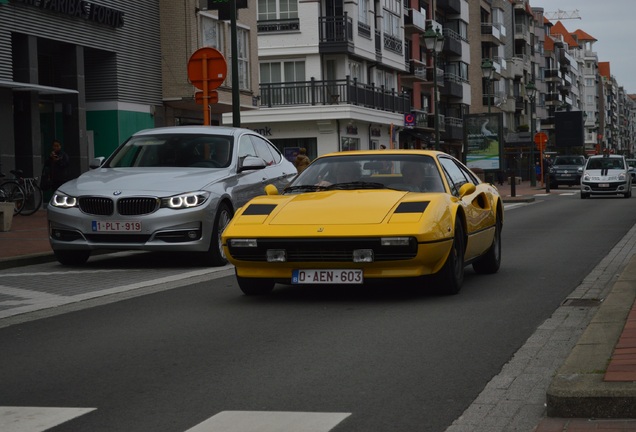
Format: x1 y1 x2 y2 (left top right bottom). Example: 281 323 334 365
0 192 635 432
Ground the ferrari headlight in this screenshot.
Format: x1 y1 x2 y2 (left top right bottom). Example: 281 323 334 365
50 192 78 208
381 237 411 246
230 239 258 247
353 249 374 263
267 249 286 262
161 191 210 209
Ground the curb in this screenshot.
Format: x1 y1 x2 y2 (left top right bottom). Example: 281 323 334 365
0 252 56 270
546 255 636 418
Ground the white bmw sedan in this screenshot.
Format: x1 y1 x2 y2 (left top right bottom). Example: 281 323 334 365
47 126 297 266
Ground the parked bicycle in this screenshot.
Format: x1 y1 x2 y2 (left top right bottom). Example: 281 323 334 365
0 171 26 215
10 169 43 216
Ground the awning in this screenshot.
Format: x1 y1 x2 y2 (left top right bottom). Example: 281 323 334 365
0 80 78 95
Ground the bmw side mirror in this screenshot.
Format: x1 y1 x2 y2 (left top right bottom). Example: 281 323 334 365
239 156 267 172
89 157 105 169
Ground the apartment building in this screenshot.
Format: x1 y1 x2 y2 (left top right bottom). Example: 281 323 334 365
227 0 411 160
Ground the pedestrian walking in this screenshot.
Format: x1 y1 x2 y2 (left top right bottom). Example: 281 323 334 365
294 148 311 173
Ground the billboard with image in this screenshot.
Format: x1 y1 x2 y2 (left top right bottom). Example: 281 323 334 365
464 113 503 171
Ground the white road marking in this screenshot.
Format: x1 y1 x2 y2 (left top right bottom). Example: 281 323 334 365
0 406 96 432
184 411 351 432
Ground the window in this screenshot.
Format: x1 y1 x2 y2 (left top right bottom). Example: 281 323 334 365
258 0 298 20
201 15 223 49
260 60 306 105
249 135 282 165
237 28 250 90
439 157 476 196
341 137 360 151
226 27 250 90
358 0 369 25
348 60 363 83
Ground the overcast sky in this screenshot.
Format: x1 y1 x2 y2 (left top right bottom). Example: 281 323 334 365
529 0 636 94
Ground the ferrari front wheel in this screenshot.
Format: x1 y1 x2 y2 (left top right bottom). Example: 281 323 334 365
237 274 275 295
434 219 465 295
472 214 501 274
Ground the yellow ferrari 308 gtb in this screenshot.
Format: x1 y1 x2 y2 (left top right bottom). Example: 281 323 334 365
222 150 503 295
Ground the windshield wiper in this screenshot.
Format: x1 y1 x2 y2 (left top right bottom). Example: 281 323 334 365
325 181 387 190
283 185 328 194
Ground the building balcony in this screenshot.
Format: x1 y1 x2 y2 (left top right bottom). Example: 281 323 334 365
401 59 427 85
259 77 411 114
442 29 462 57
481 23 503 46
384 33 403 55
404 8 426 35
437 0 461 14
544 69 559 81
318 15 354 54
442 116 463 141
514 23 530 43
257 18 300 33
441 74 463 99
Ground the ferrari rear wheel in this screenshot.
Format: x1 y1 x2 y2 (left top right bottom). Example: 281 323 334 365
472 213 502 274
435 219 465 295
237 274 275 295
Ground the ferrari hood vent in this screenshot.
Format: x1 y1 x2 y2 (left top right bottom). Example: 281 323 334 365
395 201 429 213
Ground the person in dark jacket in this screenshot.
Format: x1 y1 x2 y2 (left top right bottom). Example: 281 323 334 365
43 139 70 192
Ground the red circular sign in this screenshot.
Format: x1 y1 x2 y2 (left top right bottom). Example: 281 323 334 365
187 47 227 90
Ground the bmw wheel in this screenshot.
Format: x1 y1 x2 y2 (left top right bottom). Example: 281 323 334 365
200 202 233 266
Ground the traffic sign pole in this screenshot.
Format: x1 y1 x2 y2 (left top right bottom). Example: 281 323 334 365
202 54 210 125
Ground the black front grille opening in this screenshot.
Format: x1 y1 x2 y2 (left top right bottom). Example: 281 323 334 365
84 234 152 243
118 198 160 216
229 238 418 262
51 229 84 242
154 229 202 243
79 197 114 216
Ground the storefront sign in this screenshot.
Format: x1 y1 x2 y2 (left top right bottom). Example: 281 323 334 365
14 0 125 28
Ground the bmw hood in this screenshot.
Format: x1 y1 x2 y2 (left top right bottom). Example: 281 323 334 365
56 168 229 195
238 190 431 225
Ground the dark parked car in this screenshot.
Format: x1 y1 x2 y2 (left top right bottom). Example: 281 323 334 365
549 155 586 189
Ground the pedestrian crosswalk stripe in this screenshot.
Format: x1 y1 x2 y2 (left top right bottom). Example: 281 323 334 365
184 411 351 432
0 406 96 432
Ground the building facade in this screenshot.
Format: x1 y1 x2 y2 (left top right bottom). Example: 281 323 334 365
0 0 161 179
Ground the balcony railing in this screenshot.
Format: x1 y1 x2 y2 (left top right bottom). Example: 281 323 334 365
257 18 300 33
318 15 355 55
259 77 411 114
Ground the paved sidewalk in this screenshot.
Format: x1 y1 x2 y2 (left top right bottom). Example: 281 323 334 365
1 184 635 432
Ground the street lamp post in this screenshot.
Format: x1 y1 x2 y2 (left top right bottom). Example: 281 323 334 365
424 26 444 151
526 81 537 187
480 58 494 115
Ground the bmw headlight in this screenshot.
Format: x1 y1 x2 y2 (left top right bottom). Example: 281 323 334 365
50 192 78 208
161 191 210 209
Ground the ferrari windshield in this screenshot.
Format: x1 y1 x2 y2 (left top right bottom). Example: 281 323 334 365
286 154 446 193
107 134 234 168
